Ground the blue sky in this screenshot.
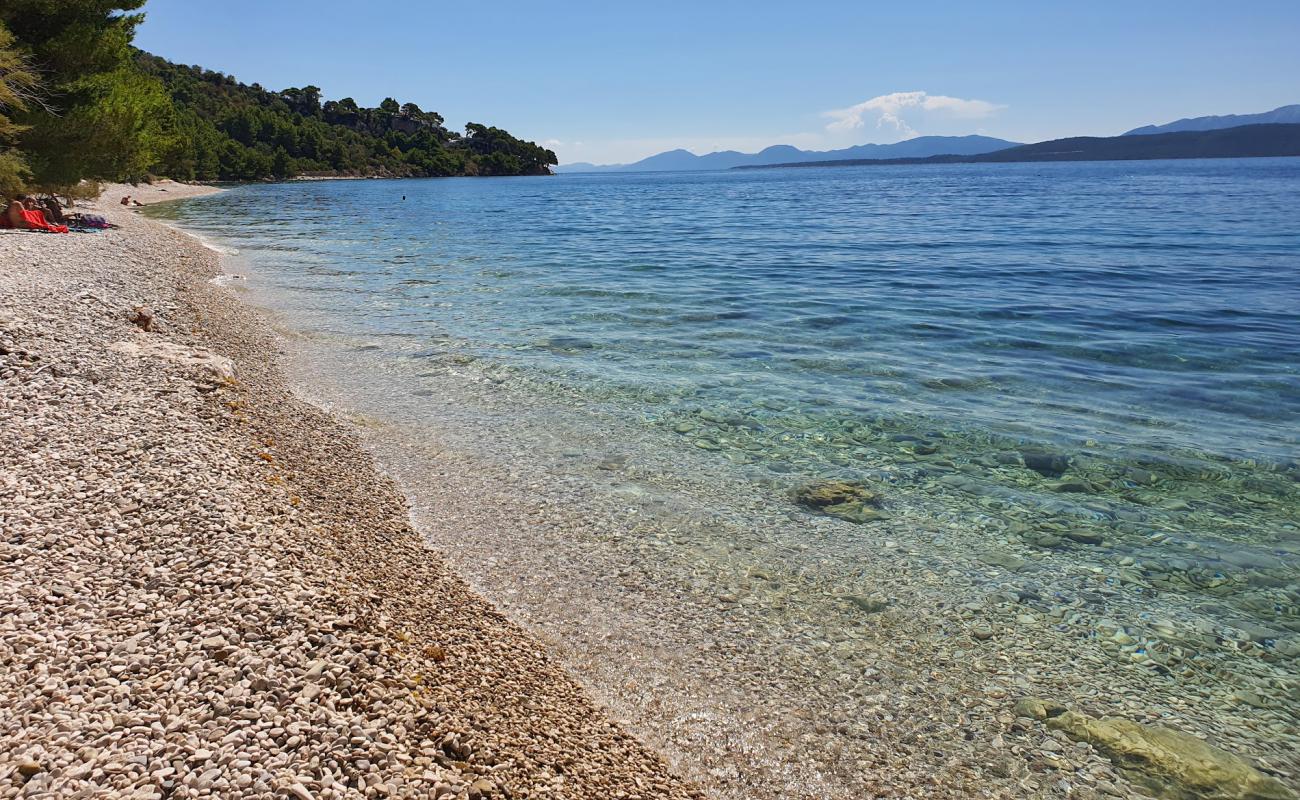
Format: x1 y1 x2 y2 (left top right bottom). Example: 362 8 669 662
134 0 1300 165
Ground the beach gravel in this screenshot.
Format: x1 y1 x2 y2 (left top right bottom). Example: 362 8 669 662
0 186 702 799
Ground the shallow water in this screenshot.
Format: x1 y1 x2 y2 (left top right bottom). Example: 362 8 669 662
150 160 1300 798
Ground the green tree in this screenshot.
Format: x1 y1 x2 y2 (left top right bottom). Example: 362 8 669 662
280 85 321 117
131 50 558 181
0 22 39 195
0 0 173 187
270 147 294 179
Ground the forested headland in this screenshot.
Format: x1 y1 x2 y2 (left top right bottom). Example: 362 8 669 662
0 1 556 198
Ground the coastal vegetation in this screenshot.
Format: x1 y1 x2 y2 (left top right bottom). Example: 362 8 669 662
137 55 558 181
0 1 556 196
0 22 39 196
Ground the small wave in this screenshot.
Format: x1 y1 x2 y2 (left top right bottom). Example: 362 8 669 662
192 234 240 255
142 214 241 255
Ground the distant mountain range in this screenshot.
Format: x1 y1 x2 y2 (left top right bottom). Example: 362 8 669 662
556 135 1019 173
1123 104 1300 136
558 104 1300 174
737 124 1300 170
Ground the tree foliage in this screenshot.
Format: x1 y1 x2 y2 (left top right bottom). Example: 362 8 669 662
0 3 556 190
141 54 557 181
0 1 173 189
0 22 39 196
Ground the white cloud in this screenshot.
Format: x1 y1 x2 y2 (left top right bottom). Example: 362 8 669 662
823 91 1004 136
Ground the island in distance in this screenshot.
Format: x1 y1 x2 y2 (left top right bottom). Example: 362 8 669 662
738 123 1300 170
560 104 1300 174
555 134 1019 173
1122 103 1300 136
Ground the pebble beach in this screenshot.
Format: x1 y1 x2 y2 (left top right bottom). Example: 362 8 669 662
4 175 1297 800
0 185 703 800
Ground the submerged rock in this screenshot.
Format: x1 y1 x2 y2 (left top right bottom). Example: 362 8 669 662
795 480 884 509
1033 534 1065 549
1128 467 1159 485
847 595 890 613
1021 450 1071 478
794 480 886 524
979 551 1028 571
1066 530 1104 546
1046 711 1295 800
1051 479 1095 493
1012 697 1067 721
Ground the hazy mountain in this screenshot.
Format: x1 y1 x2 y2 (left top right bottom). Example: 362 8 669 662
1123 104 1300 136
739 124 1300 170
556 135 1019 173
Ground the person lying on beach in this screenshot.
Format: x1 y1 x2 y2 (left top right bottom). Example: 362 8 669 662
1 195 69 233
4 195 31 227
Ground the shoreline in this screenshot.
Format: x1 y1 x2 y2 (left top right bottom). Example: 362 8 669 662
138 179 1300 800
0 189 701 798
23 178 1296 800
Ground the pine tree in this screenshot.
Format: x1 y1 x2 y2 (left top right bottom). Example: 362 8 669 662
0 22 39 196
0 1 173 188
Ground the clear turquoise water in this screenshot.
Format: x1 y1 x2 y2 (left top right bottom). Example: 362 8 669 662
157 161 1300 463
156 162 1300 555
150 159 1300 796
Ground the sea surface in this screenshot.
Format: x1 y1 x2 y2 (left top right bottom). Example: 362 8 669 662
149 159 1300 799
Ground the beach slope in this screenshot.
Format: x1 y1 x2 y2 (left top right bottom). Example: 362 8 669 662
0 191 701 799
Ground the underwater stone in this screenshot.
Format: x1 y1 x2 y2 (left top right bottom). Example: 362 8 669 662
793 480 889 524
1127 467 1158 485
1046 711 1295 800
847 595 890 613
1273 638 1300 658
1021 450 1071 478
979 552 1027 572
1051 479 1095 493
794 480 884 510
1066 530 1104 545
1013 697 1067 721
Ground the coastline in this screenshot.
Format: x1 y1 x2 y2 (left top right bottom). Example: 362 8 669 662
0 189 701 798
99 179 230 205
135 174 1300 800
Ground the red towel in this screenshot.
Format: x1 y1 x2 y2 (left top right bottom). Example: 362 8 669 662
3 208 70 233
